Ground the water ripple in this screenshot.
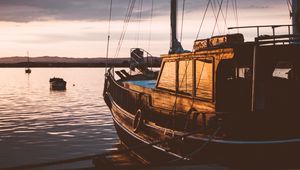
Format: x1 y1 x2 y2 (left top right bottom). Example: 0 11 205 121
0 68 118 168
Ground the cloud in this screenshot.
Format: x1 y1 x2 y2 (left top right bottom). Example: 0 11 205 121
0 0 287 23
0 0 132 22
0 0 171 22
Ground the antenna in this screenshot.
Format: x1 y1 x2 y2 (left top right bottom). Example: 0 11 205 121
105 0 113 74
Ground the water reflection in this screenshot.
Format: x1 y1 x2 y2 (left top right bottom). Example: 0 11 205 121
0 68 118 168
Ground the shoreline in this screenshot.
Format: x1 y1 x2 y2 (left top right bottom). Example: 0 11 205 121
0 63 161 68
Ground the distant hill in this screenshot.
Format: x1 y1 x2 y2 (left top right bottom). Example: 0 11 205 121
0 56 161 67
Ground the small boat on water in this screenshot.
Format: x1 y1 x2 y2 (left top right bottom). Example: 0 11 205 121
50 77 66 90
25 68 31 74
103 0 300 167
25 51 31 74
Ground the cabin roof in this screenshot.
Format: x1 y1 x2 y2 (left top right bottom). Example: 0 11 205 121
160 31 300 63
160 47 235 60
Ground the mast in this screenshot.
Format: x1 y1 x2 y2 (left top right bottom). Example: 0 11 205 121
25 51 31 74
292 0 300 36
169 0 184 54
170 0 177 53
27 51 30 68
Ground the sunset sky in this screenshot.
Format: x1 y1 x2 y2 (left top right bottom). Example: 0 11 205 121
0 0 292 58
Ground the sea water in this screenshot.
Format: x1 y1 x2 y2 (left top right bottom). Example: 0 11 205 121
0 68 118 169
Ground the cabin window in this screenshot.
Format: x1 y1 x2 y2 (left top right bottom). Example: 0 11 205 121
157 61 176 91
178 60 193 94
195 59 213 100
272 61 293 79
238 68 251 79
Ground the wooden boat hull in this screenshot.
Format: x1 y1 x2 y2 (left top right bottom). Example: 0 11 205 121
104 74 300 168
112 115 176 164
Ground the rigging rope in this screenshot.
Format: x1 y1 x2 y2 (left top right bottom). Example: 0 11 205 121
215 0 229 34
286 0 292 17
223 0 229 34
211 0 222 35
105 0 113 73
196 0 211 40
234 0 239 28
147 0 154 52
232 0 239 32
212 0 224 36
180 0 186 42
137 0 143 47
114 0 136 59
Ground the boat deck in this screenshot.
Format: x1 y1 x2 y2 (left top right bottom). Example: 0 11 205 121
125 80 157 89
123 80 157 93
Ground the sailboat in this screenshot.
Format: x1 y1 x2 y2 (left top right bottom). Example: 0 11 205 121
103 0 300 167
25 51 31 74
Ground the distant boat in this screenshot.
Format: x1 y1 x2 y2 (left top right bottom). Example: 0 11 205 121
25 51 31 74
49 77 66 90
25 68 31 74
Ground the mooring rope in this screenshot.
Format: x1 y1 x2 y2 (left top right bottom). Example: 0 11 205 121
165 126 221 165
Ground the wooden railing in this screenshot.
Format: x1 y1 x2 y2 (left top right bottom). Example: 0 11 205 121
106 71 141 114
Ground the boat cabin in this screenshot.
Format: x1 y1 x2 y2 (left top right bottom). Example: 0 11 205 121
155 33 300 114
